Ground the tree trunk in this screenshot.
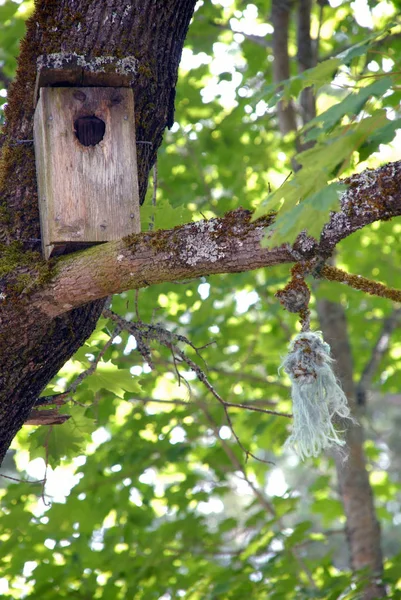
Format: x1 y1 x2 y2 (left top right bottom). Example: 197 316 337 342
0 0 197 464
317 300 386 598
271 0 298 135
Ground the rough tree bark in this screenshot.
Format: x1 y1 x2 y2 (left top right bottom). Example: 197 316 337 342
318 301 386 599
0 0 197 463
5 161 401 321
271 0 298 135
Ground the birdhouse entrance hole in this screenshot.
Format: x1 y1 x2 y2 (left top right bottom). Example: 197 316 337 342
74 115 106 147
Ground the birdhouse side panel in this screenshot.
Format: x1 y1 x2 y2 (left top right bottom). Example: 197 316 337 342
33 96 56 259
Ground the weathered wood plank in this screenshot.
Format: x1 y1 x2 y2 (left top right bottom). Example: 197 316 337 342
34 87 141 259
33 53 137 106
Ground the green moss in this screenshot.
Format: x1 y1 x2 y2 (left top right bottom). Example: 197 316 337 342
0 242 54 299
122 231 141 252
0 242 28 277
138 63 152 78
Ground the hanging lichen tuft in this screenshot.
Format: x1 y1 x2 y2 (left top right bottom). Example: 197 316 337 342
281 331 356 460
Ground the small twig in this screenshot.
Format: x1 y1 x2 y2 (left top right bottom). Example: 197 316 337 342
103 308 212 368
210 365 288 388
103 309 286 464
223 401 292 418
69 324 122 397
320 264 401 303
0 473 45 484
149 160 158 231
134 289 141 321
314 1 324 63
127 396 283 414
200 405 276 512
174 345 274 465
41 427 52 507
170 344 182 387
35 325 122 409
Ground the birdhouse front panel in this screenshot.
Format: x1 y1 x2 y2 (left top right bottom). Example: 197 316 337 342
33 86 140 259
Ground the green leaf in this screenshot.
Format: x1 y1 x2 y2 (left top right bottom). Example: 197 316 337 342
83 360 142 398
304 77 393 141
140 197 193 230
262 58 341 108
28 407 94 466
264 182 346 247
358 116 401 162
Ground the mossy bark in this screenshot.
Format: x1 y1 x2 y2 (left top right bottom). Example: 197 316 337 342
0 0 197 464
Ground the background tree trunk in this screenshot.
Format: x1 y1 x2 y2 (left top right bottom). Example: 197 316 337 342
318 300 386 599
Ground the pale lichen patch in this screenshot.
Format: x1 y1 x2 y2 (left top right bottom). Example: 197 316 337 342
180 221 225 266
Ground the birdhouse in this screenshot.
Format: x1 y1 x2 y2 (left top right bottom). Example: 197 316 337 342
33 53 141 259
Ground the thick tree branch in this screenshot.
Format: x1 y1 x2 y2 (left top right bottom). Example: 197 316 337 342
206 19 271 48
25 409 70 426
22 210 285 317
5 160 396 319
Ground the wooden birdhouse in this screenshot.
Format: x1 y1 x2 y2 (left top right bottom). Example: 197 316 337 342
33 53 141 259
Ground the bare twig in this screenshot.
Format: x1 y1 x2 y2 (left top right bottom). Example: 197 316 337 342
103 309 290 463
0 473 45 484
174 344 274 465
320 264 401 303
153 358 288 389
134 289 141 321
315 0 325 64
34 324 122 410
201 404 276 512
203 17 271 48
149 160 158 231
223 401 291 418
41 427 51 507
127 396 283 413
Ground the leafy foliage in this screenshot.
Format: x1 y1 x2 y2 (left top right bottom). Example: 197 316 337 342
254 30 401 244
1 1 401 599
